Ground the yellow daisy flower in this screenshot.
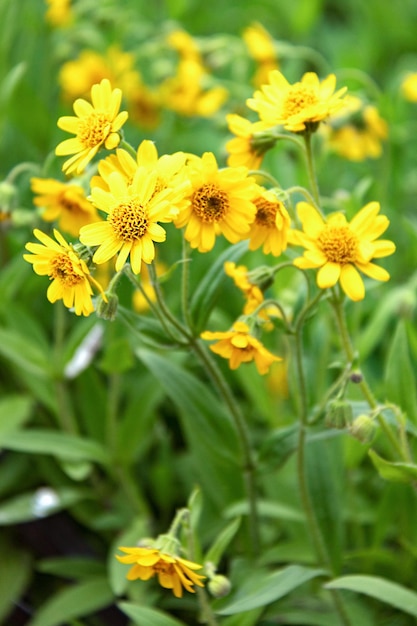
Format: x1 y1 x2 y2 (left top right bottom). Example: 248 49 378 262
242 22 279 87
248 189 290 256
31 177 100 237
290 201 396 301
116 546 205 598
23 229 104 316
201 320 281 374
174 152 259 252
55 78 128 176
401 72 417 102
79 167 185 274
225 114 270 169
247 71 347 133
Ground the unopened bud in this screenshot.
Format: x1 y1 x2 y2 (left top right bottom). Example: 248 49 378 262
96 292 118 321
247 265 275 291
325 399 353 429
350 414 376 444
207 574 232 598
349 370 363 384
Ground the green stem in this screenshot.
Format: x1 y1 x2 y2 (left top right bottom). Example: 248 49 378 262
118 139 137 159
303 131 321 208
181 235 193 328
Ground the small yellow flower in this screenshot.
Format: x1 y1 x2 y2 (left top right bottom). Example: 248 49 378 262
31 178 100 237
175 152 259 252
201 320 281 374
56 79 128 176
290 201 396 301
242 22 279 87
45 0 72 27
116 546 205 598
247 71 347 133
23 229 104 316
401 72 417 102
225 114 269 169
248 189 290 256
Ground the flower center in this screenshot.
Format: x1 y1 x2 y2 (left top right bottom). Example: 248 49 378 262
154 560 174 575
60 193 84 213
78 113 111 148
50 254 84 286
283 84 319 118
192 184 229 222
109 201 149 242
318 225 358 264
254 197 280 227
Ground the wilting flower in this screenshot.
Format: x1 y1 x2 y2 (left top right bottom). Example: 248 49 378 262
201 320 281 374
116 546 205 598
247 71 347 133
174 152 259 252
23 229 104 316
401 72 417 102
248 189 290 256
79 167 187 274
31 178 99 237
56 78 128 175
225 114 272 169
290 201 396 301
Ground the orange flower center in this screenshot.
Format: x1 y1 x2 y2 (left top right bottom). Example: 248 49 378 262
153 560 174 575
254 197 279 227
60 192 85 214
50 253 84 286
283 84 318 118
318 225 358 264
110 201 149 242
192 184 229 223
78 113 111 148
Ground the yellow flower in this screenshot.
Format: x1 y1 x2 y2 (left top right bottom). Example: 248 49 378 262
224 262 276 326
247 71 347 133
401 72 417 102
23 229 104 316
55 78 128 176
225 114 270 169
248 189 290 256
45 0 72 27
242 22 279 87
31 178 100 237
79 167 185 274
201 320 281 374
174 152 259 252
290 201 396 301
116 546 205 598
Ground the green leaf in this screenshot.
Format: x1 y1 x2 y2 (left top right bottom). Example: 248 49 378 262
368 449 417 483
0 539 31 623
385 320 417 423
216 565 325 615
190 241 248 331
0 429 110 464
325 574 417 619
118 602 187 626
224 499 304 523
0 395 33 437
37 557 105 580
0 487 91 525
0 327 50 378
27 577 114 626
205 517 241 567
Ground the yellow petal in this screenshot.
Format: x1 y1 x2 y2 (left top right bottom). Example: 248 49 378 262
339 264 365 301
317 261 341 288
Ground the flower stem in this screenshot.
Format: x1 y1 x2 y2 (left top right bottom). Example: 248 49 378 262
303 131 321 209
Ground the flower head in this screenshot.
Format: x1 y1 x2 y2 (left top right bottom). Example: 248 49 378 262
175 152 259 252
23 229 104 316
116 546 205 598
31 177 100 237
248 188 290 256
242 22 279 87
401 72 417 102
225 114 272 169
290 201 396 301
247 71 347 133
45 0 72 27
56 78 128 176
201 320 281 374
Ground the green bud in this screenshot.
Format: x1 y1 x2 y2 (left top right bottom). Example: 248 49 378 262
247 265 275 291
325 399 353 429
207 574 232 598
96 292 118 321
350 414 377 444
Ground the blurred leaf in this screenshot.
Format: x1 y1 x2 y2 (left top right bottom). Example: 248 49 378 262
216 565 325 614
27 577 113 626
59 459 93 481
190 241 248 331
368 449 417 483
222 607 264 626
0 429 110 464
0 61 26 110
0 487 91 525
0 327 50 377
118 602 187 626
384 319 417 423
325 574 417 618
224 499 303 522
0 538 31 623
37 557 105 580
205 517 241 567
0 394 33 436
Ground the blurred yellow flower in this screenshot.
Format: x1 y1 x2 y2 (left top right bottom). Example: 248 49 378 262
45 0 72 27
174 152 259 252
225 114 269 169
31 178 100 237
24 229 104 316
243 22 279 86
116 546 205 598
401 72 417 102
290 201 396 301
201 320 281 374
247 71 347 133
224 261 270 320
248 189 290 256
56 79 128 176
